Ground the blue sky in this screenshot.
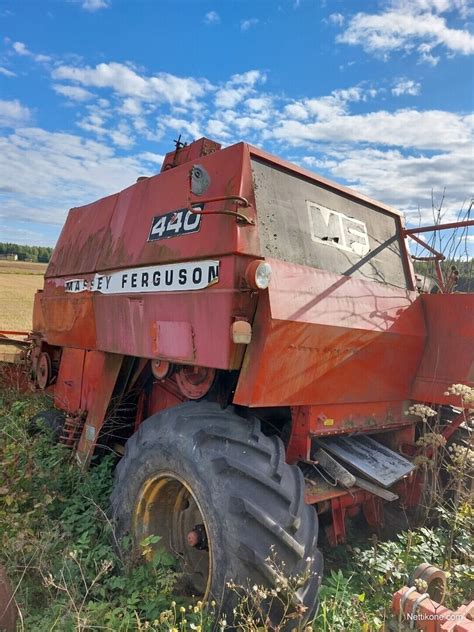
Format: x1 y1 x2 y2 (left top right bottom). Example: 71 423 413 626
0 0 473 254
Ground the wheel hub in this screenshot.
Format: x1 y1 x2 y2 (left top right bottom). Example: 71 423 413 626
186 524 208 550
133 472 212 597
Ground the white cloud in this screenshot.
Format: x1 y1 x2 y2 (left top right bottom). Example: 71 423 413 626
338 3 474 62
120 97 142 116
109 124 135 148
284 102 309 120
300 85 369 120
206 118 230 138
52 62 210 105
241 18 259 31
328 12 345 26
418 43 441 65
35 54 52 63
214 70 265 108
215 88 247 108
1 60 471 245
140 152 164 165
0 224 51 246
0 67 16 77
204 10 220 25
0 99 31 127
270 109 472 151
392 78 421 95
0 127 147 227
246 97 272 112
81 0 110 11
11 40 51 63
393 0 473 17
233 116 267 131
159 116 202 139
12 41 29 56
53 84 94 101
303 146 473 222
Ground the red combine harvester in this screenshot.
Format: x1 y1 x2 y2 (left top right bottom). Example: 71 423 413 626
16 138 474 622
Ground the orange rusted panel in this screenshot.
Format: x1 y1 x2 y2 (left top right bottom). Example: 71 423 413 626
32 291 45 332
95 143 259 272
151 321 195 362
76 350 123 464
54 347 85 411
234 259 425 407
46 193 119 277
40 281 97 349
411 292 474 405
307 401 411 436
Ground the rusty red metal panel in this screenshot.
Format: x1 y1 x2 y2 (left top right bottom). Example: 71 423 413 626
46 193 119 277
287 402 414 463
36 263 255 369
32 291 45 332
95 143 259 273
54 347 85 411
75 350 123 464
161 137 221 171
44 255 254 370
40 286 97 349
151 321 195 362
148 380 184 417
234 258 426 406
308 401 410 435
38 143 260 370
411 293 474 405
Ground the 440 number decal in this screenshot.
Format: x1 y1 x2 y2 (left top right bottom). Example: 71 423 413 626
148 206 203 242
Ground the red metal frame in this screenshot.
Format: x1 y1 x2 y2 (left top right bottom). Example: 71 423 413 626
404 219 474 293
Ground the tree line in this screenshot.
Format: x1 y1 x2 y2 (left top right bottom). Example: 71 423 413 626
0 242 53 263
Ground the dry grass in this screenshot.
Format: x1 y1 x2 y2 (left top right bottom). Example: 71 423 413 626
0 260 47 275
0 272 44 331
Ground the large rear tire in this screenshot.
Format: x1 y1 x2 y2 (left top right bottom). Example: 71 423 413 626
111 401 322 626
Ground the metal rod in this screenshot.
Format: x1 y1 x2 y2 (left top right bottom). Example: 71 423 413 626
0 330 29 336
187 205 255 224
189 194 250 208
408 233 446 260
404 219 474 235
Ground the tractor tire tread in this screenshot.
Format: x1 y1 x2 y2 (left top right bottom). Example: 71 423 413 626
111 401 322 626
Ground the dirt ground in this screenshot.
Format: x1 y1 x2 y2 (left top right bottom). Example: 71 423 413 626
0 261 47 331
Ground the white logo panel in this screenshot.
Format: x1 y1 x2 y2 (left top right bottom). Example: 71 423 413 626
307 202 370 257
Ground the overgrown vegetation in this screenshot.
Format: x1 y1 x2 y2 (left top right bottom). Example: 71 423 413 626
0 388 472 631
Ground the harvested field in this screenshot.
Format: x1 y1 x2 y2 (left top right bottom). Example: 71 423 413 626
0 260 47 275
0 266 46 331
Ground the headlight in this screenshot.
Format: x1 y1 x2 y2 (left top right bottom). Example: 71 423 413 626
245 260 272 290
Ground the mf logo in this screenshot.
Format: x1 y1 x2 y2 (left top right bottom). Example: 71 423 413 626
307 201 370 257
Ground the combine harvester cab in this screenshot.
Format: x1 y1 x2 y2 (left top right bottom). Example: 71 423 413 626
26 137 473 624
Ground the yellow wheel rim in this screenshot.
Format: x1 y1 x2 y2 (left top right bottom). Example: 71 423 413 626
133 471 212 598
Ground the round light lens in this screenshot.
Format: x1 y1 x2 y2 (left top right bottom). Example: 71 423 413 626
255 262 272 289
